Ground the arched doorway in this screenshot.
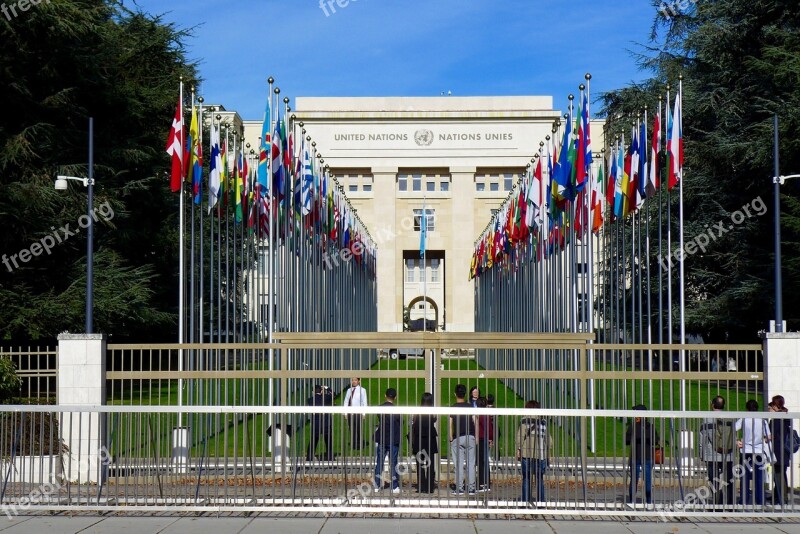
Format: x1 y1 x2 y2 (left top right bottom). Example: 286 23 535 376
406 296 439 331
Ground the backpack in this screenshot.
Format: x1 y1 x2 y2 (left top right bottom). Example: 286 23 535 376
527 419 549 456
784 429 800 456
713 419 735 454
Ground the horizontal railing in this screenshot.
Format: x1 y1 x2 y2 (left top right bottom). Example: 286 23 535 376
0 404 795 518
0 346 57 404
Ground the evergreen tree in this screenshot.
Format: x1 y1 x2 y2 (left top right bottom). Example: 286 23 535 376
601 0 800 342
0 1 198 341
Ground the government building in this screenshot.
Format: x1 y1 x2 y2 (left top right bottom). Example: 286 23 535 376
233 96 604 333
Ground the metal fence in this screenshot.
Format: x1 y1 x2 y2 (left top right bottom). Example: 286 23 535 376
0 346 57 404
0 404 797 518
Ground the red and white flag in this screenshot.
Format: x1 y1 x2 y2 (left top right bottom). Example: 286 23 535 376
165 103 183 192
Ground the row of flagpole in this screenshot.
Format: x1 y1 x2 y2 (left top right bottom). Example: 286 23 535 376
471 74 685 409
164 77 379 418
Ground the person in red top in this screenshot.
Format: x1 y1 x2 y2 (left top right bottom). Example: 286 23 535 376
476 396 494 492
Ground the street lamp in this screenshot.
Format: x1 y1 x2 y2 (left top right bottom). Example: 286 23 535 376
55 118 95 334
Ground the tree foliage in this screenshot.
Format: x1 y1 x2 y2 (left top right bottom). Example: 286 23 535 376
600 0 800 342
0 1 198 342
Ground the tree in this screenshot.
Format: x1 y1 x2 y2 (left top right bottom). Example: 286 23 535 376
0 1 198 342
600 0 800 342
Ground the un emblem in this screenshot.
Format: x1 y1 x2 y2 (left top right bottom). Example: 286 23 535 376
414 129 434 146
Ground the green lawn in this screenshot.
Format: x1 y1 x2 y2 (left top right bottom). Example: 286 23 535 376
103 357 763 462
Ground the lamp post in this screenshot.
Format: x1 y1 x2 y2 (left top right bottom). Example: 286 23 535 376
55 117 95 334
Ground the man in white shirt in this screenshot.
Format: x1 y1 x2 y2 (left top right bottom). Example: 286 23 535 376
343 377 369 450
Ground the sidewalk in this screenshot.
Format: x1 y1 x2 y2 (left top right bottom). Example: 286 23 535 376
0 515 799 533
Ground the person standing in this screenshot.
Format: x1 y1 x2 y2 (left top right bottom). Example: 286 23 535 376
625 404 659 509
735 399 770 506
699 395 735 506
476 396 493 492
343 377 368 450
450 384 477 495
410 392 438 493
469 386 480 407
373 388 402 494
769 395 792 506
516 400 551 504
306 385 334 462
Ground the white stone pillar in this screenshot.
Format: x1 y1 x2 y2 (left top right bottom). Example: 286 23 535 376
762 332 800 488
57 333 107 484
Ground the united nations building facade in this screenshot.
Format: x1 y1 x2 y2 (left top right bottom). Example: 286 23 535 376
242 96 604 333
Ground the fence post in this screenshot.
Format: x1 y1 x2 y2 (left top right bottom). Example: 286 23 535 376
762 331 800 491
56 333 106 484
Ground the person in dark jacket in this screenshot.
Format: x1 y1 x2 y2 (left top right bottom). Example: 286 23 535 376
769 395 792 506
625 404 659 508
410 392 438 493
476 396 494 491
373 388 402 493
306 385 334 461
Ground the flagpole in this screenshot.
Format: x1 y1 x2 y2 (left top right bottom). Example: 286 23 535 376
178 78 185 429
677 75 686 412
666 85 673 349
657 96 664 347
584 72 596 453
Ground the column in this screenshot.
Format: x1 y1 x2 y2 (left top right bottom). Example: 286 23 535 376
57 333 107 484
763 332 800 488
448 167 476 332
373 167 400 332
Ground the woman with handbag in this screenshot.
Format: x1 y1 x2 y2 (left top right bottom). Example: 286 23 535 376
768 396 791 506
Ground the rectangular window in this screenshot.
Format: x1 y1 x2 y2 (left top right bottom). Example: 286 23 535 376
399 175 408 191
363 183 372 192
440 181 450 192
431 259 440 282
419 263 426 283
490 182 499 192
476 183 485 192
349 184 358 192
504 175 513 191
406 259 415 282
413 209 436 232
427 181 435 192
412 174 422 191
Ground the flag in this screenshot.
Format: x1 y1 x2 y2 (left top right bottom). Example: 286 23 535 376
625 127 641 215
187 105 202 205
575 93 592 192
648 107 661 195
526 157 542 229
235 150 244 223
257 98 271 197
208 121 221 210
592 158 605 233
614 139 625 219
605 147 617 207
668 91 683 190
301 144 313 216
636 119 648 209
419 209 427 259
165 103 183 192
271 119 285 202
554 115 573 201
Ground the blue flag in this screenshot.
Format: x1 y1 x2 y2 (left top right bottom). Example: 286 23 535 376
419 211 427 259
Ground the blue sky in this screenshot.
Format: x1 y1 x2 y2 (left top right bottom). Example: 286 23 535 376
126 0 659 119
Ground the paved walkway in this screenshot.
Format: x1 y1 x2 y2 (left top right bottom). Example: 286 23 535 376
0 515 799 533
